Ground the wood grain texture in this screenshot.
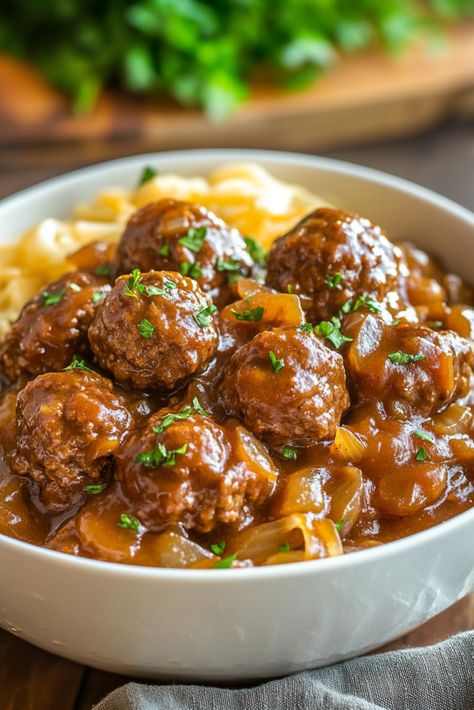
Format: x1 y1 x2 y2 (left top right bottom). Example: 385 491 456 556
0 629 84 710
0 24 473 151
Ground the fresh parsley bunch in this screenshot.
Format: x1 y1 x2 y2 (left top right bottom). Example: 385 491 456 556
0 0 471 118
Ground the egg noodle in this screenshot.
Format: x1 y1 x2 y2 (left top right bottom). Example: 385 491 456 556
0 163 322 336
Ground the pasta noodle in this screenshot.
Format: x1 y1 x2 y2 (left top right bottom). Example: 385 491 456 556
0 163 322 335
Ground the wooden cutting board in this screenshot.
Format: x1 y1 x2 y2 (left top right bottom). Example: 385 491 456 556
1 23 473 156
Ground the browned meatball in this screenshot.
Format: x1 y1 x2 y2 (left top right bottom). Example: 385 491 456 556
218 326 350 446
115 199 254 305
88 270 218 391
0 271 108 382
115 409 276 532
11 370 132 512
344 313 474 416
266 208 401 322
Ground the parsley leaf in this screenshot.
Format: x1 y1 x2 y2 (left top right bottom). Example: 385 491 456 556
179 227 207 253
231 306 264 322
415 447 429 462
216 257 242 273
244 236 266 267
153 406 194 434
138 166 157 186
42 289 65 307
388 351 425 365
138 319 155 339
135 442 188 468
300 322 314 333
326 273 342 289
94 264 112 278
159 244 171 257
83 483 106 495
214 553 237 569
123 268 145 298
64 355 93 372
180 261 202 278
279 543 291 553
283 445 297 460
194 304 217 327
210 540 226 555
334 517 345 533
92 290 106 304
118 513 143 533
413 429 435 444
315 317 353 349
192 396 209 416
269 351 284 373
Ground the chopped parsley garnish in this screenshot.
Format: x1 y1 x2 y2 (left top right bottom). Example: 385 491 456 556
118 513 143 533
231 306 264 322
388 351 425 365
69 283 81 293
64 355 93 372
153 405 194 434
326 273 342 289
287 284 293 294
391 319 401 326
340 295 381 314
138 165 157 186
94 264 112 277
415 447 429 462
216 257 241 273
335 517 345 533
192 396 209 416
145 279 177 297
159 244 170 257
135 442 188 468
138 319 155 339
194 304 217 328
124 269 144 298
244 236 266 267
214 553 237 569
269 351 284 373
180 261 202 279
300 322 314 333
92 290 106 304
427 320 443 329
210 540 226 555
279 543 291 553
178 227 207 253
283 445 298 460
83 483 106 495
315 317 353 349
42 289 65 307
413 429 435 444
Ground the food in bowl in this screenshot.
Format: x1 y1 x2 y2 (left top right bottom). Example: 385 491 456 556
0 163 472 570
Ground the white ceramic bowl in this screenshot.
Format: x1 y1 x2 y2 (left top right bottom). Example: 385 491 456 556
0 150 473 681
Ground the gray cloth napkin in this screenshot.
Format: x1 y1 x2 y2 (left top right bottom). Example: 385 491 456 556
96 631 474 710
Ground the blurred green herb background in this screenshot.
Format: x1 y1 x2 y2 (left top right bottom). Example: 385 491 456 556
0 0 472 119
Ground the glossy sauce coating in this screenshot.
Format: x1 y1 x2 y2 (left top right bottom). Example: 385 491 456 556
0 204 473 569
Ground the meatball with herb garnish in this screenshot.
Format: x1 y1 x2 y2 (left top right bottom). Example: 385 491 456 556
344 314 474 416
266 207 401 323
115 401 277 533
218 325 350 446
115 199 254 306
88 270 218 391
0 271 108 382
11 369 132 513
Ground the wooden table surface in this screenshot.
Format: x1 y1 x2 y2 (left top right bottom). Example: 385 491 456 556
0 124 473 709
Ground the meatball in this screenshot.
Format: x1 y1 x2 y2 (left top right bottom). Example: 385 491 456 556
266 208 401 322
88 270 218 391
11 370 132 512
115 199 254 305
115 409 276 532
344 313 474 416
218 326 350 446
0 271 108 382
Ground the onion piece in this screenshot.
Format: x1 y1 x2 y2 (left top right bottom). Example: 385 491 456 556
221 291 304 329
274 466 326 516
232 426 279 482
151 531 214 568
330 427 366 463
229 514 342 564
432 403 473 436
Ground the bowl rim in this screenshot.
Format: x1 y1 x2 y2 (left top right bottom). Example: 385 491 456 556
0 147 473 581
